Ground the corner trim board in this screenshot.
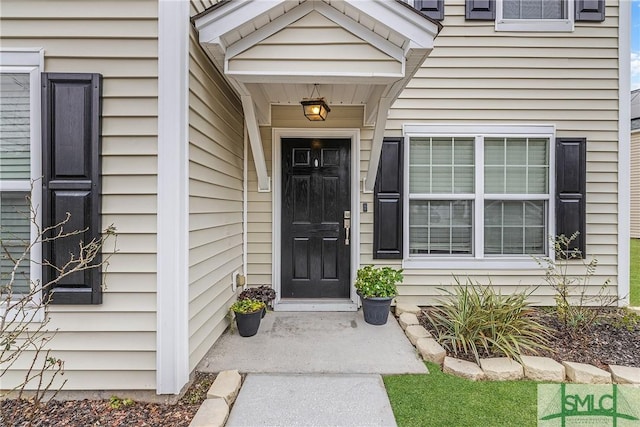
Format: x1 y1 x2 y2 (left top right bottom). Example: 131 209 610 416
157 0 190 395
617 0 631 305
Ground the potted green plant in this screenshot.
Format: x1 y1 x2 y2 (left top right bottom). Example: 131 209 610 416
238 285 276 317
355 265 403 325
230 298 266 337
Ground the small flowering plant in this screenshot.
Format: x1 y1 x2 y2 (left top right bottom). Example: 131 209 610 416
230 298 265 314
355 265 403 298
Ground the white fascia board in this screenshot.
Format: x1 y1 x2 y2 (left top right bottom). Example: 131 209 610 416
313 1 405 63
241 94 271 192
618 0 631 306
157 0 189 395
194 0 285 46
343 0 439 49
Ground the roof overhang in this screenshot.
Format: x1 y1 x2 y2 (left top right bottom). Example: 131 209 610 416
193 0 441 191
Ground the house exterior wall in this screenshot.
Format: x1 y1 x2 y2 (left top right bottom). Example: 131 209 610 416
187 1 245 371
380 0 621 305
0 0 159 390
227 11 402 76
246 0 621 306
632 130 640 239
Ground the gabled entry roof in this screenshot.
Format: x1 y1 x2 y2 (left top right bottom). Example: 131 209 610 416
193 0 441 191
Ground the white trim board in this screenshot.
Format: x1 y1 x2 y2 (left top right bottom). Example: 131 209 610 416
156 0 190 395
272 128 361 312
617 0 631 306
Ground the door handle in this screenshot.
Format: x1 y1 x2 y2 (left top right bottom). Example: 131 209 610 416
344 211 351 246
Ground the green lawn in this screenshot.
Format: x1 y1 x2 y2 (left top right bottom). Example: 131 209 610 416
632 239 640 306
384 363 538 427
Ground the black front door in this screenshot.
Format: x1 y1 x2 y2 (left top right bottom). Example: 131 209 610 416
281 138 351 299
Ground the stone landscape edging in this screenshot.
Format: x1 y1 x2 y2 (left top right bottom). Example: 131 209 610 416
396 303 640 385
189 370 242 427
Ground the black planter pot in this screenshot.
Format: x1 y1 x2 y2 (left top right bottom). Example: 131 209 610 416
235 310 262 337
360 296 393 325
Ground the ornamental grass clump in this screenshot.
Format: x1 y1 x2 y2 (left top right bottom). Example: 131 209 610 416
424 278 551 364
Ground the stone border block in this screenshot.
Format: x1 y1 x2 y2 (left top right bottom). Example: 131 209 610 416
405 325 431 345
395 303 421 316
562 361 612 384
189 397 229 427
416 338 446 365
207 370 242 405
521 356 565 382
443 357 485 381
398 312 419 330
479 358 524 381
608 365 640 384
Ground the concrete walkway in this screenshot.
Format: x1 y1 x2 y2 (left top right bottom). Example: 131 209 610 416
197 311 426 426
198 311 427 374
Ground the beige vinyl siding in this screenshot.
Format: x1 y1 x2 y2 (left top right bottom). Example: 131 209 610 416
378 0 621 305
227 11 402 76
188 2 245 371
0 0 158 390
632 131 640 239
245 0 621 306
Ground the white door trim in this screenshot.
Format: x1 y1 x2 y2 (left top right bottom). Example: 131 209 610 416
272 128 360 311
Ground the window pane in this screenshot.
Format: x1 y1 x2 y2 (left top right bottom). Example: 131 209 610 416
0 73 31 181
485 137 549 194
1 192 30 294
409 137 474 194
503 0 565 19
410 138 430 193
409 200 472 255
484 200 546 255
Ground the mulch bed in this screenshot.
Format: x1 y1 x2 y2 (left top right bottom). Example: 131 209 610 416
418 307 640 369
0 372 217 427
3 308 639 426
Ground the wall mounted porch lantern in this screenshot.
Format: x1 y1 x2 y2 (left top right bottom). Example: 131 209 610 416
300 84 331 121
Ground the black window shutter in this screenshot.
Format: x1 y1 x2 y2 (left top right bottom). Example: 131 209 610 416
466 0 495 20
373 137 404 259
42 73 103 304
575 0 605 22
555 137 586 258
414 0 444 21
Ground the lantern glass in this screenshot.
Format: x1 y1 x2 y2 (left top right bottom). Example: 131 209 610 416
301 98 330 121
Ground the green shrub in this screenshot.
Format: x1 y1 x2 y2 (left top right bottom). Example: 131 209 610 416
424 278 551 364
355 265 403 298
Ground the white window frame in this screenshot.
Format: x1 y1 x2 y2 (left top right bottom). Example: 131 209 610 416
0 48 44 320
495 0 574 32
402 124 556 270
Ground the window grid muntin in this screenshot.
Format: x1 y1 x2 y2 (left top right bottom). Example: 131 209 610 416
484 137 549 195
409 199 474 255
408 134 550 259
